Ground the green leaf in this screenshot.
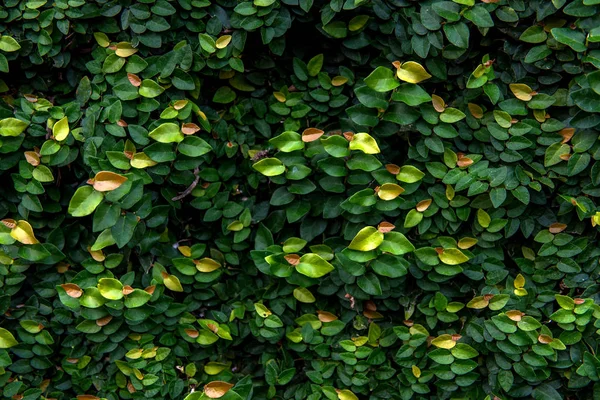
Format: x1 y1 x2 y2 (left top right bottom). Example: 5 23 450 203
404 209 423 229
551 28 587 52
124 289 152 308
364 67 400 92
296 253 335 278
139 79 165 98
440 107 466 123
0 328 18 348
97 278 124 300
544 142 570 167
68 186 104 217
0 118 29 136
213 87 237 103
397 165 425 183
149 123 184 143
348 227 384 251
269 131 304 152
392 84 431 106
307 54 323 76
293 287 316 303
253 158 285 176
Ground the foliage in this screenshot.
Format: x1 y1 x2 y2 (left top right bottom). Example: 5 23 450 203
2 0 600 399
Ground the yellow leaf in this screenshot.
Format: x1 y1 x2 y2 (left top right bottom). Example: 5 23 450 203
337 389 359 400
216 35 232 49
412 365 421 378
204 362 231 375
92 171 128 192
445 184 455 201
349 132 380 154
416 199 432 212
53 116 70 141
467 296 490 309
10 220 39 244
131 152 157 169
331 76 348 86
163 274 183 292
509 83 534 101
273 92 286 102
377 183 404 200
115 42 138 57
514 288 528 297
514 273 526 289
204 381 234 399
178 246 192 257
396 61 432 84
477 209 491 228
93 32 110 48
431 334 456 349
458 237 478 250
195 258 222 273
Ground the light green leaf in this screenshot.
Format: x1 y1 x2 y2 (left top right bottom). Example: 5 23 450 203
0 117 29 136
439 248 469 265
364 66 400 92
252 158 285 176
149 123 184 143
97 278 124 300
397 165 425 183
139 79 165 98
68 186 104 217
296 253 335 278
348 226 384 251
349 132 380 154
0 328 18 348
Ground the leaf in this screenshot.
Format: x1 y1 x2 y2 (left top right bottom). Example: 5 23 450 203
0 328 18 349
0 117 29 136
551 28 587 52
431 334 456 349
216 35 232 49
510 83 534 101
93 32 110 47
97 278 124 300
393 83 431 106
53 116 70 140
404 209 423 228
139 79 165 98
477 209 491 228
377 183 404 200
545 143 570 167
349 132 380 154
348 227 384 251
269 131 304 152
396 61 432 84
149 123 184 143
131 153 157 168
163 274 183 292
440 108 466 123
68 187 104 217
439 248 469 265
302 128 324 142
252 158 285 176
213 87 237 103
293 287 316 303
115 42 138 57
195 258 222 272
307 54 324 76
204 381 234 398
10 220 39 244
60 283 83 298
92 171 128 192
397 165 425 183
0 36 21 52
364 67 400 92
296 253 335 278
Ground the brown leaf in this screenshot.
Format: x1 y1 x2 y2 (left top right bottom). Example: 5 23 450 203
317 310 338 322
117 119 128 127
122 285 134 295
483 294 495 301
77 396 100 400
185 329 199 338
457 157 473 168
24 94 38 103
343 131 354 141
127 73 141 87
538 334 553 344
385 164 400 175
506 310 524 322
302 127 324 142
66 358 79 364
574 298 585 305
207 323 219 334
549 223 567 234
377 221 395 233
88 248 105 262
284 254 300 266
204 381 234 399
451 334 462 341
96 316 113 326
182 123 201 135
145 285 156 295
61 283 83 298
467 103 483 119
1 219 16 229
559 153 571 161
559 127 575 143
416 199 432 212
24 151 40 166
92 171 128 192
363 310 383 319
364 300 377 311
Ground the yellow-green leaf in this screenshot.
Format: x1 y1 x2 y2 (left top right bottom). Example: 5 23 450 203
431 334 456 349
10 220 39 244
293 287 316 303
349 132 380 154
477 209 491 228
0 328 18 349
348 226 384 251
93 32 110 47
439 248 470 265
53 116 70 141
509 83 534 101
163 274 183 292
115 42 138 57
377 183 404 200
396 61 432 84
467 296 489 309
216 35 232 49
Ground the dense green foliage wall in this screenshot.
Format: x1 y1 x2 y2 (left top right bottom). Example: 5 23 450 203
3 0 600 399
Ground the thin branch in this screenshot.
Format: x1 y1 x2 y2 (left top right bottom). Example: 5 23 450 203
172 167 200 201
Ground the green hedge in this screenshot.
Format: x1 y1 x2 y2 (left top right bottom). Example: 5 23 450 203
1 0 600 399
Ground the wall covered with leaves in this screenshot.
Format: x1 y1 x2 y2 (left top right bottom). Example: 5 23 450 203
2 0 600 399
